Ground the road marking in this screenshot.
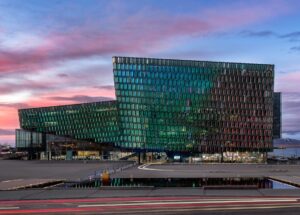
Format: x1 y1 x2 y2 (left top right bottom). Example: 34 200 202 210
138 164 174 171
78 197 299 204
78 198 298 207
97 204 300 214
0 207 19 210
2 204 299 215
1 179 23 183
179 204 300 211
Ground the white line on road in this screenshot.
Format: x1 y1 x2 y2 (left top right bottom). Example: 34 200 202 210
78 198 298 208
0 206 20 210
185 204 300 211
89 204 300 214
138 164 174 171
1 179 23 183
130 204 300 214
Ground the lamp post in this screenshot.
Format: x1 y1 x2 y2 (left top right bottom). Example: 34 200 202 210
221 144 224 163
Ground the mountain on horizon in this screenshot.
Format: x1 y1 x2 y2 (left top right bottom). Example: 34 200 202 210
273 138 300 148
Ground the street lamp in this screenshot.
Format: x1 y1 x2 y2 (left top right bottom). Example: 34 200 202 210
221 143 224 163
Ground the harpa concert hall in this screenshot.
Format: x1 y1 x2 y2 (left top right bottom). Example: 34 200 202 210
16 56 281 163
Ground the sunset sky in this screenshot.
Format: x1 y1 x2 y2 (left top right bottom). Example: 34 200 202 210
1 0 300 145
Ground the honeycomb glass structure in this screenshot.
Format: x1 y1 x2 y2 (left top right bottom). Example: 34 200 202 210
18 101 119 145
17 56 278 156
113 57 274 153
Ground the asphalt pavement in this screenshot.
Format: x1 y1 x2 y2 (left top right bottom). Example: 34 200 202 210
1 187 300 201
1 196 300 214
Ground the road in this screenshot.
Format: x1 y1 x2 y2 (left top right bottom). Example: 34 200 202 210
1 196 300 214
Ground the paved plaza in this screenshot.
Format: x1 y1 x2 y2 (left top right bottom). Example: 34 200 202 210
0 160 134 182
1 187 300 200
1 161 300 200
2 161 300 181
113 163 300 178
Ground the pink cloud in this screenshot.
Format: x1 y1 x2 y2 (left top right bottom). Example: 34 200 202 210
0 107 19 129
0 0 296 144
0 80 54 94
276 71 300 93
0 0 292 75
19 86 115 107
0 86 115 139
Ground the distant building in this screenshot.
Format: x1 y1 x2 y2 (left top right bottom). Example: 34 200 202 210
16 57 281 161
273 92 282 139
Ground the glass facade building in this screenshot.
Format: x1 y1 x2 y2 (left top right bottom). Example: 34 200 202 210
113 57 274 153
18 101 119 145
17 56 280 156
16 129 45 149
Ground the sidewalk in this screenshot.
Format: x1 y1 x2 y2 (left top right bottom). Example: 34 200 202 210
1 188 300 201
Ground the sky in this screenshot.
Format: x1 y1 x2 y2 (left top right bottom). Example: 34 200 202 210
0 0 300 145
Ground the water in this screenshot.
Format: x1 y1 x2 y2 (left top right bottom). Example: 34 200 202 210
69 177 299 189
269 179 297 189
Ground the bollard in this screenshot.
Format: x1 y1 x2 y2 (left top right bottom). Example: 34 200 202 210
101 170 110 186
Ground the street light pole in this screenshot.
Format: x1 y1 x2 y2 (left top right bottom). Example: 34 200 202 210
221 144 224 163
